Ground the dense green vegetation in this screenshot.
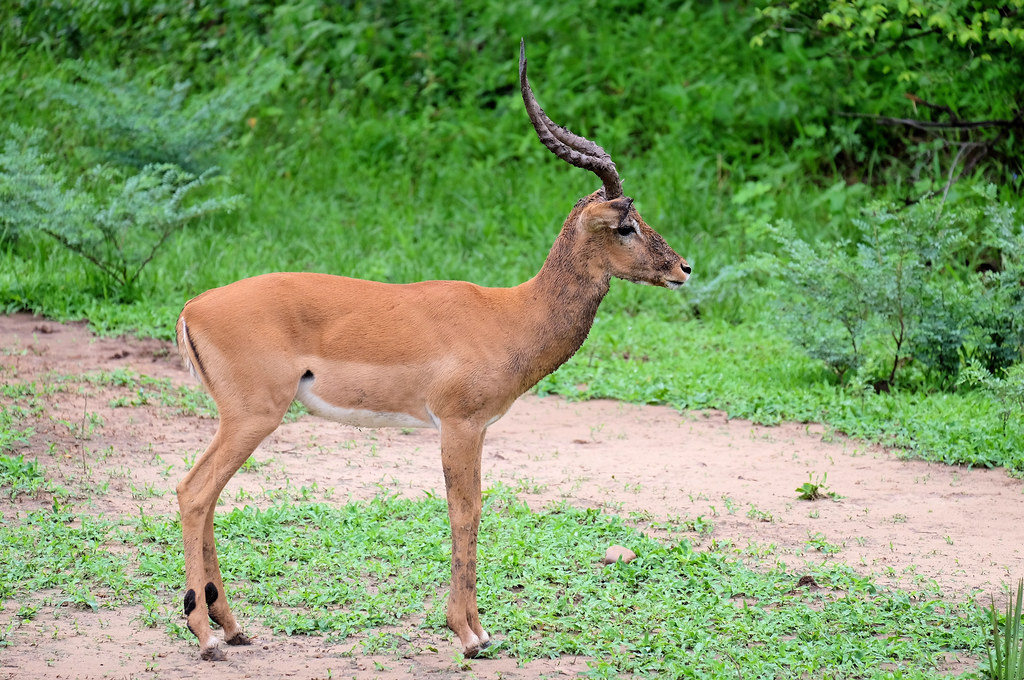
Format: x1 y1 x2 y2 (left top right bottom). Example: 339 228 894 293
2 2 1023 673
6 0 1020 471
0 476 993 677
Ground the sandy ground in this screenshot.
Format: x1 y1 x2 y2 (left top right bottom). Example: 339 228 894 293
0 312 1021 679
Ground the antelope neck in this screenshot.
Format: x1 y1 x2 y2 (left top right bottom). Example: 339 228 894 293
509 228 610 390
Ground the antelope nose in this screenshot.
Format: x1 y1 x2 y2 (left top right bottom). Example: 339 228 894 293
682 263 692 275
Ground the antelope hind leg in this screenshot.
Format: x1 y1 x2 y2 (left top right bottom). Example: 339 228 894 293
178 432 225 660
177 415 282 660
201 506 251 647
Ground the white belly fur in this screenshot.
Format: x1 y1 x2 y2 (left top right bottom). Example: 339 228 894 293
295 379 433 429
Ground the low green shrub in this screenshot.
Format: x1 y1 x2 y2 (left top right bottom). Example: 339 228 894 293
0 125 241 298
45 60 286 174
960 362 1024 437
0 454 45 499
768 196 1023 391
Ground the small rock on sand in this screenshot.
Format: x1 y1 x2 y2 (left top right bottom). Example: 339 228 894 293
602 545 637 565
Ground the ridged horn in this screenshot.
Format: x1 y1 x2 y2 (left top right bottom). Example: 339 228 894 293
519 39 623 200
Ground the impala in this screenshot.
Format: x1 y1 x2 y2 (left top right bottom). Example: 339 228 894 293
175 40 690 661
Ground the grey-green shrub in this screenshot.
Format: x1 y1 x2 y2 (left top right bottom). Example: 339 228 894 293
46 60 286 174
771 197 1023 390
0 125 242 298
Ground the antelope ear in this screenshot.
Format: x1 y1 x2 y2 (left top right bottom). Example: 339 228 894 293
581 196 634 232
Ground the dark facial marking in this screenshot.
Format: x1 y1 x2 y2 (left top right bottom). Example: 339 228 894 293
184 588 197 617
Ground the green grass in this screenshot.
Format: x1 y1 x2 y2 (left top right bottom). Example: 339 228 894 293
0 378 47 456
539 312 1024 473
2 2 1021 475
0 3 1020 674
0 328 1003 675
0 484 989 677
0 454 50 500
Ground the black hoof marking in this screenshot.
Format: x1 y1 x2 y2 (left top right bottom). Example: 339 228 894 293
183 589 196 617
205 582 219 606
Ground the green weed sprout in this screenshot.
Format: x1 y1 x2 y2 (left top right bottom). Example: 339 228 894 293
795 472 837 501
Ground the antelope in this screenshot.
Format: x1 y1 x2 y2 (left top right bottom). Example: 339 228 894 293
174 40 690 661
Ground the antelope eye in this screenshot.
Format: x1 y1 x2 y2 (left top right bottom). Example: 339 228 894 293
616 224 636 236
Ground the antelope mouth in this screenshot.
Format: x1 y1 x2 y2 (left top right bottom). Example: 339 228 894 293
665 263 692 289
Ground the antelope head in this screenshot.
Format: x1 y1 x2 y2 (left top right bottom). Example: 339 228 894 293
519 39 691 290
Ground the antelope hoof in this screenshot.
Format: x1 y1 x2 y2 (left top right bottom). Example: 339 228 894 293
200 643 227 662
225 631 252 646
462 632 492 658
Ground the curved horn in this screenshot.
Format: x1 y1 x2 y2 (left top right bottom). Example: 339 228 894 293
519 39 623 200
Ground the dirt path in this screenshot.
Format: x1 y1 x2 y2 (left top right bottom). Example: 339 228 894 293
1 312 1021 679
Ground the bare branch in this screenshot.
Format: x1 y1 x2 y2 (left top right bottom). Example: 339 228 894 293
838 111 1023 132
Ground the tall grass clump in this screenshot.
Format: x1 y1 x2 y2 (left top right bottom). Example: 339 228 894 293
987 579 1024 680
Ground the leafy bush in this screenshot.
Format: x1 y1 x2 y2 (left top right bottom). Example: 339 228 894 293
771 196 1024 390
45 60 286 173
972 205 1024 372
0 54 284 298
752 0 1024 192
0 126 70 244
0 125 241 298
960 362 1024 437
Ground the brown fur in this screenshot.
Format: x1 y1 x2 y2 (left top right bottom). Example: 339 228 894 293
175 192 689 660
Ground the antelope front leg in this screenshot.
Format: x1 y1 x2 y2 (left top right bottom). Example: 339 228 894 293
440 421 490 657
